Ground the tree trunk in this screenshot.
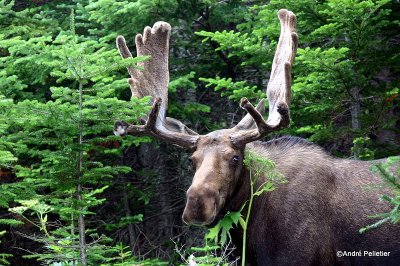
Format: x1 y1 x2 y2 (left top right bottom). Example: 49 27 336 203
123 184 137 253
78 80 87 265
156 144 173 239
350 87 361 131
77 189 87 266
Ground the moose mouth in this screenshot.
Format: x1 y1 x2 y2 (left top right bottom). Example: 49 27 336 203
206 210 224 228
181 206 225 228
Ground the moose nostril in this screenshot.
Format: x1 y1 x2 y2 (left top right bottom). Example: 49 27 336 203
188 195 201 211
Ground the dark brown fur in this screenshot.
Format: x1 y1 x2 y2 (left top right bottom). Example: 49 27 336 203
223 136 400 265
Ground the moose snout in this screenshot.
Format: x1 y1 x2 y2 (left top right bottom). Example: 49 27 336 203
182 186 219 225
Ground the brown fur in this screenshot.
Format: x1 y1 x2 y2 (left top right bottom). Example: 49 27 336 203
183 135 400 265
221 136 400 265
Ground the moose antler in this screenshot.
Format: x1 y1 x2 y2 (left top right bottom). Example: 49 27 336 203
115 10 296 149
114 22 199 149
231 9 298 146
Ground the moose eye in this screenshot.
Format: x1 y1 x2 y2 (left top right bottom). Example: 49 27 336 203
231 155 240 165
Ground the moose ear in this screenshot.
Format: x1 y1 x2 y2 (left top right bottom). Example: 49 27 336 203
164 117 198 135
233 99 266 130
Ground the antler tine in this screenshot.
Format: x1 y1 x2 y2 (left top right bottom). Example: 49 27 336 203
231 9 298 147
116 36 136 78
266 9 297 127
114 22 199 150
116 22 170 115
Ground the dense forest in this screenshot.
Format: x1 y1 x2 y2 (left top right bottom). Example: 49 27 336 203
0 0 399 265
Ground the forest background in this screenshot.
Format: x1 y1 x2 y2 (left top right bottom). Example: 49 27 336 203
0 0 399 265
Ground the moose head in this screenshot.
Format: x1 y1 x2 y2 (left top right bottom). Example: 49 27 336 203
114 9 297 226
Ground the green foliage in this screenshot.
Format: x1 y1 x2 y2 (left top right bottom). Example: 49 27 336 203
1 0 399 264
198 0 400 152
105 214 143 231
0 3 153 264
168 71 212 126
196 29 271 68
169 71 197 93
200 76 263 102
360 156 400 234
0 97 17 158
244 151 286 185
206 211 241 246
288 0 398 145
352 137 375 160
97 242 168 266
86 0 183 41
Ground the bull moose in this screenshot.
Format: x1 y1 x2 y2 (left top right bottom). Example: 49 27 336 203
114 9 400 266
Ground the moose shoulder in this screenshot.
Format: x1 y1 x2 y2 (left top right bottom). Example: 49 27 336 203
114 9 400 266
